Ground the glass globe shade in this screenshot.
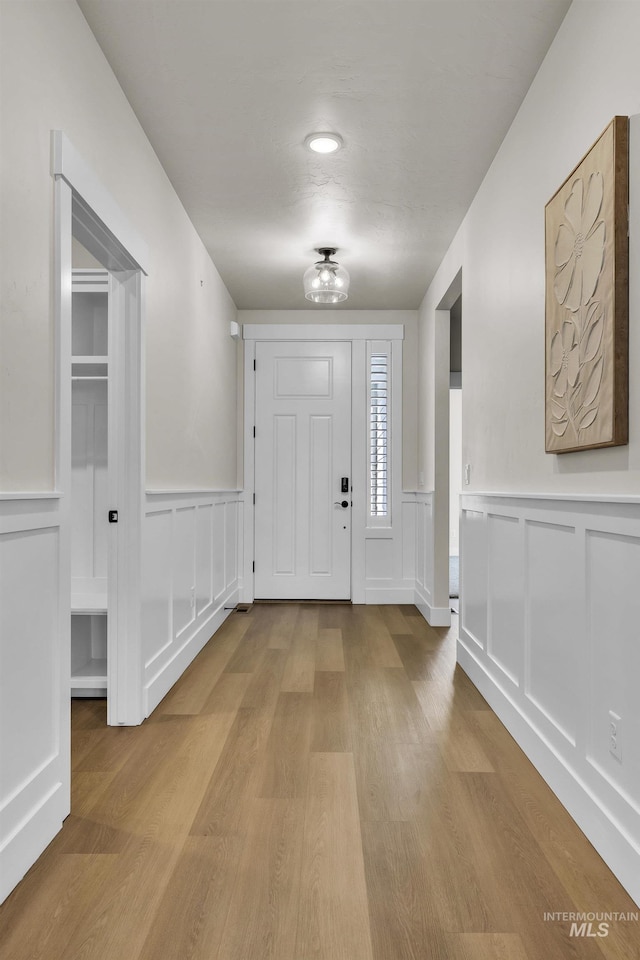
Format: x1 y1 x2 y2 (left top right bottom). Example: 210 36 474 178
303 256 350 304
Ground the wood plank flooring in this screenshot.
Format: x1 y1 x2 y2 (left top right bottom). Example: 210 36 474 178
1 604 638 959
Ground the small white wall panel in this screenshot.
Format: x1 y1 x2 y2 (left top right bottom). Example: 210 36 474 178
423 500 433 598
525 520 578 745
416 501 426 588
224 501 237 591
487 513 522 685
142 509 172 666
365 538 393 581
173 507 196 637
402 500 416 582
461 509 487 648
213 502 226 601
0 527 58 800
586 529 640 795
196 504 213 615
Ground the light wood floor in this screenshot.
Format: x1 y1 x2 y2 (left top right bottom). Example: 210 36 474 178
1 604 638 959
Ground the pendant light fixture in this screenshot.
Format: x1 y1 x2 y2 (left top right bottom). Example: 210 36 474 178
303 248 350 304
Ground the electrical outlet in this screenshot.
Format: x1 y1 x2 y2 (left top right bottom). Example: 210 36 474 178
609 710 622 762
464 463 471 485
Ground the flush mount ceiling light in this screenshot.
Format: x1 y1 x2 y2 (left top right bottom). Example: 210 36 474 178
303 248 350 304
304 132 343 154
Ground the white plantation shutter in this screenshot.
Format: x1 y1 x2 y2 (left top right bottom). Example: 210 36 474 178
369 347 390 520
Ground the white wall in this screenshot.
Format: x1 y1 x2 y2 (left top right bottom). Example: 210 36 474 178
418 0 640 905
419 0 640 498
0 0 241 902
0 0 238 492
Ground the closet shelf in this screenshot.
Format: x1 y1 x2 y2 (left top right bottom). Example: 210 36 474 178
72 355 109 364
71 593 107 615
71 658 107 686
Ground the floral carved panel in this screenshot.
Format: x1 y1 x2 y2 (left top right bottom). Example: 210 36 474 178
545 117 628 453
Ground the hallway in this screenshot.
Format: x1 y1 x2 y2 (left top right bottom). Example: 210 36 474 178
0 604 636 960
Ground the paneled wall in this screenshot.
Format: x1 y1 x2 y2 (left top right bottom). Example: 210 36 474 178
142 491 243 715
0 497 68 903
359 495 420 605
406 491 449 626
459 493 640 905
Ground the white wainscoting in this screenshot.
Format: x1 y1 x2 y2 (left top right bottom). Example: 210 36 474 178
142 490 243 716
0 495 68 905
410 490 451 626
459 493 640 907
360 494 418 604
358 490 451 623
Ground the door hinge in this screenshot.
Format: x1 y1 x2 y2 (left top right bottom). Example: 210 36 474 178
253 425 256 438
253 358 256 371
253 492 256 505
252 561 255 573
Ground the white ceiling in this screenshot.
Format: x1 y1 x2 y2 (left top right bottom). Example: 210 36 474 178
77 0 571 310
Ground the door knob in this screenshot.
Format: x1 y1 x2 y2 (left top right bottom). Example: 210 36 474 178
334 500 349 508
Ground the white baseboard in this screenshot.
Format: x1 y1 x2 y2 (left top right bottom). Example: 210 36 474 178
364 585 415 604
458 634 640 908
414 582 451 627
143 587 239 716
415 598 451 627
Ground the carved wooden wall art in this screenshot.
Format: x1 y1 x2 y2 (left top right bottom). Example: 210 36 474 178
545 116 628 453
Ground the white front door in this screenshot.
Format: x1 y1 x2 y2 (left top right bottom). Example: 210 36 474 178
254 341 351 600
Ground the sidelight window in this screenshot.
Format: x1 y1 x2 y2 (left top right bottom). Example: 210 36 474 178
369 346 390 520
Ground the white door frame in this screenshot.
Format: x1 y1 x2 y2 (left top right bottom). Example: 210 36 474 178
53 131 147 726
241 324 404 603
434 270 462 616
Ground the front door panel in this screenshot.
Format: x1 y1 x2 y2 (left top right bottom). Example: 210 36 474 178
254 341 351 599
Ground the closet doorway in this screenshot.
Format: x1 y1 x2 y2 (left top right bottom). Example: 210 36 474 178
449 294 462 614
55 132 147 727
70 265 109 698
